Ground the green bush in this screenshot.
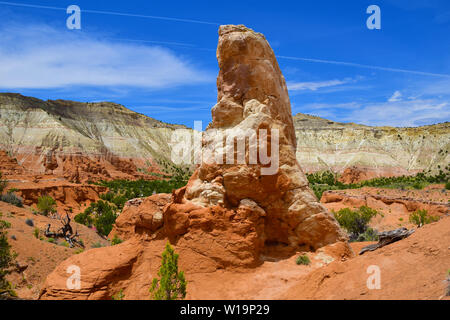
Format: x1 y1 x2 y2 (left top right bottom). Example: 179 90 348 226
59 241 70 247
1 219 17 297
111 235 123 246
93 201 117 237
150 243 187 300
296 255 311 265
33 228 39 239
409 209 439 227
37 195 57 216
91 241 103 248
333 206 380 242
0 192 23 207
74 210 94 227
75 200 117 237
306 168 450 198
355 228 379 242
446 181 450 190
112 289 125 300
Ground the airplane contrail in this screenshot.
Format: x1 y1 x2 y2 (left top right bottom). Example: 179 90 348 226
277 55 450 78
0 1 220 25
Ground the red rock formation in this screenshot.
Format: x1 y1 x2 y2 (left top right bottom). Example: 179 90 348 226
0 150 27 175
39 25 348 300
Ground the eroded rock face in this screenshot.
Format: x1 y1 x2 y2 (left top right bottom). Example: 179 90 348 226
39 25 348 300
178 25 347 258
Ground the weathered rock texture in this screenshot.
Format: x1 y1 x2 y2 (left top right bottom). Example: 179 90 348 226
39 25 348 300
180 24 347 256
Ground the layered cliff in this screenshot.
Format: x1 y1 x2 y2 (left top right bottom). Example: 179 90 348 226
293 113 450 178
0 93 184 180
1 94 448 181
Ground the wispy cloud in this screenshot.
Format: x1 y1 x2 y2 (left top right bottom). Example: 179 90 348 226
388 90 402 102
287 78 352 91
0 23 213 90
298 99 449 127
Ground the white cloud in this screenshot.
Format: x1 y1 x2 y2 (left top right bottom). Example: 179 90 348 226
0 23 213 89
388 90 402 102
299 99 449 127
287 79 349 91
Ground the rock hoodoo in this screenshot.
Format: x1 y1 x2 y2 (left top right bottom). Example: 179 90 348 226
39 25 347 300
174 24 347 258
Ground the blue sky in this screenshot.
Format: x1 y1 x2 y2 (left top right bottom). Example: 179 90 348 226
0 0 449 128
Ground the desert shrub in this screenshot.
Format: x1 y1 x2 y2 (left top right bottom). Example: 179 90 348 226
46 238 56 244
37 195 57 216
76 200 117 237
95 178 187 201
0 220 11 229
33 228 39 239
355 228 379 242
306 168 450 197
59 241 69 247
1 219 17 297
25 219 34 227
333 206 381 242
91 241 103 248
93 201 117 236
74 210 94 227
446 181 450 190
296 254 311 265
0 192 23 207
409 209 439 227
74 248 84 254
150 243 187 300
111 235 123 246
112 289 125 300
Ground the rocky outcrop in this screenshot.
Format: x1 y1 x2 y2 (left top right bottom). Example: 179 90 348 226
110 194 171 241
178 24 347 258
39 24 348 300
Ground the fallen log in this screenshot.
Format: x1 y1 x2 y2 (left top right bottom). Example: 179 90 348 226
359 227 415 255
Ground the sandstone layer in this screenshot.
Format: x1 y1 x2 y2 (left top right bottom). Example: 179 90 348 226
39 25 348 300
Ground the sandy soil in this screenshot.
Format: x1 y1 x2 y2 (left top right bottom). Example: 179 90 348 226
1 201 109 299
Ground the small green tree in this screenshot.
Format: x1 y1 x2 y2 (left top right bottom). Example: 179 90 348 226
409 209 439 227
37 195 57 216
333 206 380 241
150 243 187 300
